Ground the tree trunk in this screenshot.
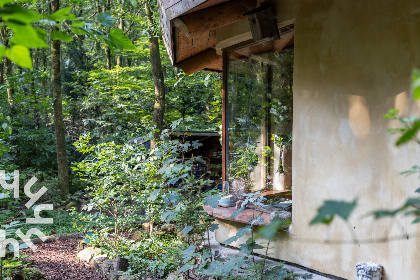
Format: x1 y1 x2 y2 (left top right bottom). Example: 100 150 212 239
31 50 40 128
1 26 13 107
145 1 166 144
50 0 69 198
116 0 125 67
0 62 3 85
104 0 112 70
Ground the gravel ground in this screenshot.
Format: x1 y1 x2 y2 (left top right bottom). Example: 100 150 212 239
22 238 105 280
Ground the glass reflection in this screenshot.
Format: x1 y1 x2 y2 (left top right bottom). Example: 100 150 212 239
227 46 293 192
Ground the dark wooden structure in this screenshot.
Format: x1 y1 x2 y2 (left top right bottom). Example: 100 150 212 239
157 0 259 74
169 131 222 186
130 131 222 186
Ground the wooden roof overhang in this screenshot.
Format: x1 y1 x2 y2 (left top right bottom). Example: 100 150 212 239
158 0 263 74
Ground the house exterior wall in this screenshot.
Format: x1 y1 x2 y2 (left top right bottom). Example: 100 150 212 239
215 1 420 279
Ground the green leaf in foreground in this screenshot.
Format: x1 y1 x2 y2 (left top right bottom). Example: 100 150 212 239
208 223 219 232
239 238 264 254
108 28 136 50
8 22 48 48
223 225 252 245
203 194 221 208
48 6 76 21
50 30 73 42
72 28 87 35
396 120 420 146
98 12 113 27
0 45 4 63
1 4 42 24
257 220 290 240
412 68 420 100
5 45 32 68
310 199 357 225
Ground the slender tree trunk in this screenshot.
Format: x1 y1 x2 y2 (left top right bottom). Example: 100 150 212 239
50 0 69 198
104 0 113 69
31 50 40 128
1 26 13 107
145 1 166 144
105 46 112 69
0 62 3 85
116 0 125 67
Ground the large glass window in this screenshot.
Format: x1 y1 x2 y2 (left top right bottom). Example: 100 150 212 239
227 44 293 193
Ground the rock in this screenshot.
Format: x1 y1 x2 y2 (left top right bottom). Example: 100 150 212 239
356 262 383 280
91 255 108 270
108 271 123 280
119 276 137 280
231 178 247 201
8 270 24 280
113 257 129 272
101 260 114 277
77 247 103 262
269 210 292 222
77 240 88 252
166 272 185 280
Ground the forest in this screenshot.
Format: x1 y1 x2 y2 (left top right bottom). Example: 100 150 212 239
0 1 302 279
2 0 420 279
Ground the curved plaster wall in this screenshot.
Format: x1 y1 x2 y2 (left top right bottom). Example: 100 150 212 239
215 1 420 279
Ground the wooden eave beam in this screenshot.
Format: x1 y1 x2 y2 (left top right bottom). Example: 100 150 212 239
177 48 222 75
179 0 256 35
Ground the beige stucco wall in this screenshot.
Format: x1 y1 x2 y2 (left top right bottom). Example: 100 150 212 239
215 1 420 279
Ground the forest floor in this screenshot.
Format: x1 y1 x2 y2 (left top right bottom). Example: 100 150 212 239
22 238 105 280
19 232 331 280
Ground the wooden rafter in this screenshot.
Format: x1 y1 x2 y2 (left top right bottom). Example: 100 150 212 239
179 0 256 35
177 48 222 75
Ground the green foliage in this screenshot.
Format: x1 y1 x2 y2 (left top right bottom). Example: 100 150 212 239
1 254 44 280
5 46 32 68
412 68 420 100
384 69 420 146
229 143 259 181
108 29 136 50
126 232 184 278
73 133 146 234
97 12 114 28
50 30 73 42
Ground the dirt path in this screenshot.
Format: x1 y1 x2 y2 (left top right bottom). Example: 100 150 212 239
23 238 105 280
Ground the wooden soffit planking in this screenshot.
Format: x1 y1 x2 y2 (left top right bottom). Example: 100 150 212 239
158 0 296 74
158 0 257 67
173 0 257 73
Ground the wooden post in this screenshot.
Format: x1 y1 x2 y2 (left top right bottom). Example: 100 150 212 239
222 51 229 192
